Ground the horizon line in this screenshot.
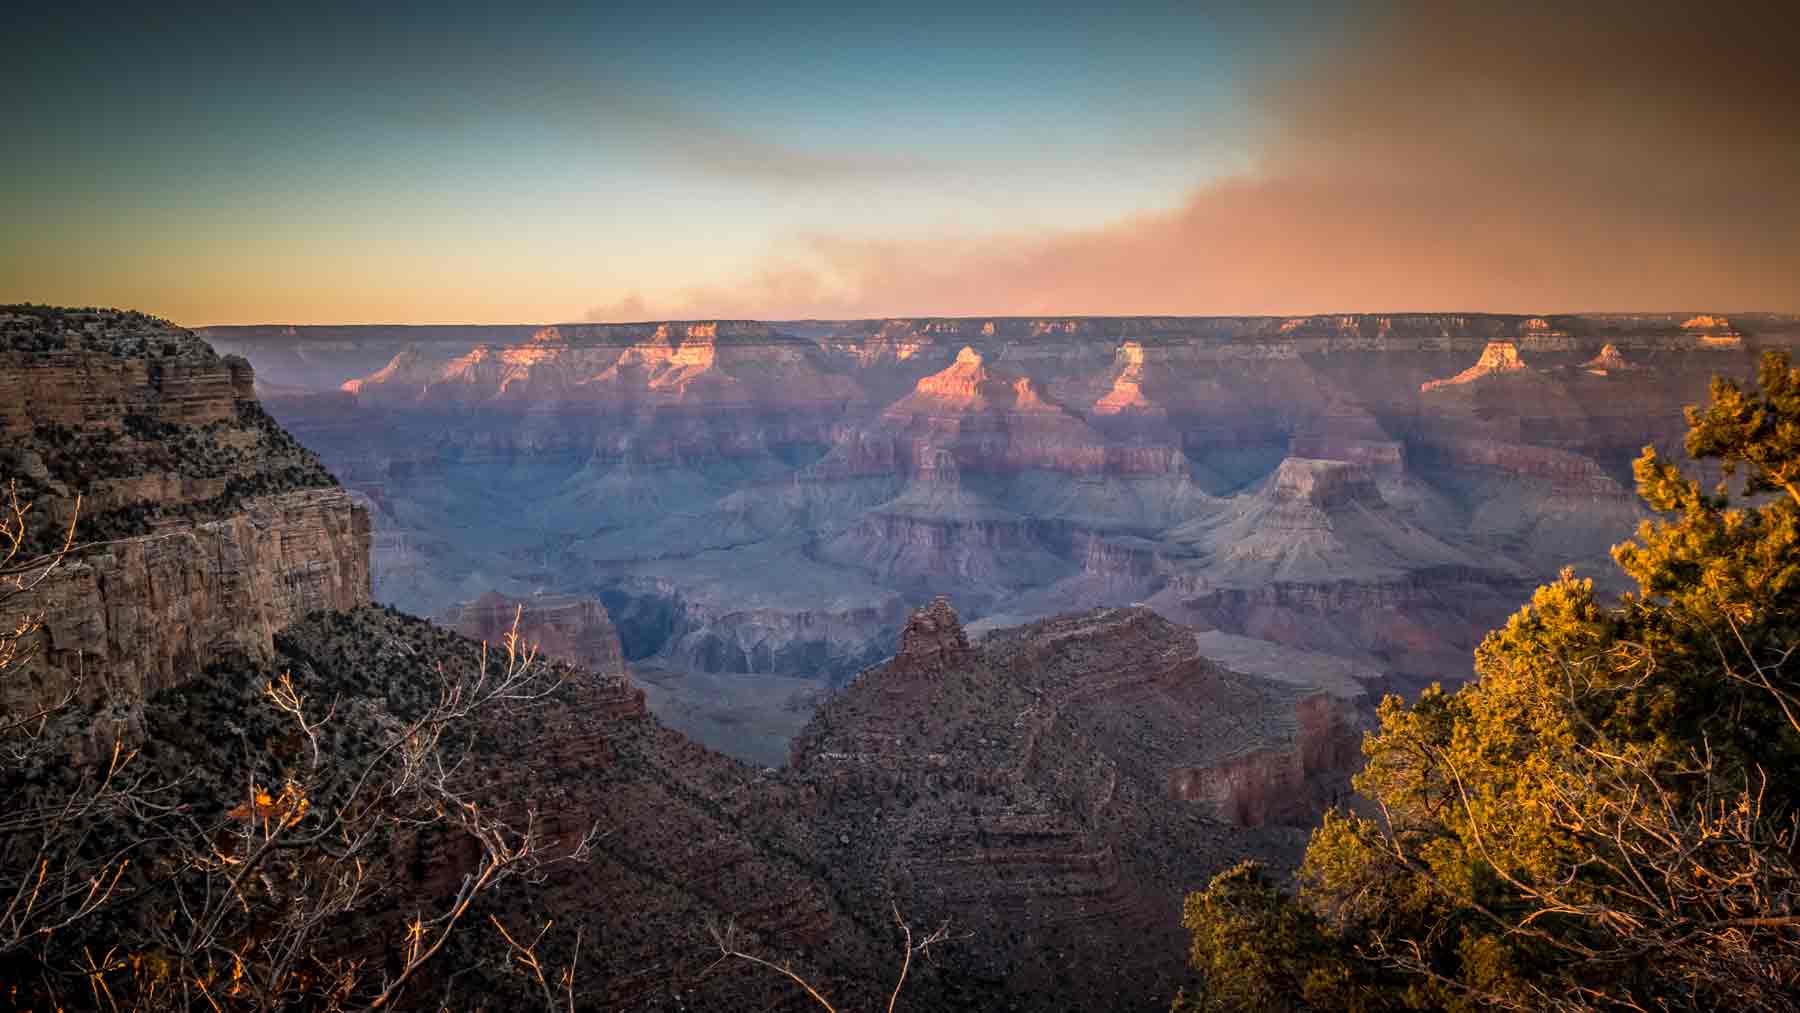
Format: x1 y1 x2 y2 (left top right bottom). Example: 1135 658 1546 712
181 309 1800 330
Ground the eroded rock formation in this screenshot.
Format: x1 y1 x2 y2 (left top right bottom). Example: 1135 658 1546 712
442 589 632 680
1419 340 1526 391
0 307 370 711
213 312 1800 760
24 305 1799 1009
789 599 1364 1008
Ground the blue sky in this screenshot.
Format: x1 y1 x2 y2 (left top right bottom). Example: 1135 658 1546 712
5 2 1794 322
6 3 1325 322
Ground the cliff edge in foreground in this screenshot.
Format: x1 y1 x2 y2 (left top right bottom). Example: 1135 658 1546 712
0 306 370 709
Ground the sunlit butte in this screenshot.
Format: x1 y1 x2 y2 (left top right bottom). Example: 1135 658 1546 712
5 1 1797 324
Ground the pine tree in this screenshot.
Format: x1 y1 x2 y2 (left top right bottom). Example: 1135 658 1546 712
1181 352 1800 1012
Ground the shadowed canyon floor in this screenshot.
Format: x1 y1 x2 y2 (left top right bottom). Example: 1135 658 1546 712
209 313 1800 760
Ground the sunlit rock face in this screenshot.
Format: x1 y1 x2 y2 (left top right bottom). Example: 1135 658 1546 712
1583 343 1638 375
864 345 1126 476
1419 340 1526 391
1091 340 1159 415
218 312 1800 761
1681 314 1745 349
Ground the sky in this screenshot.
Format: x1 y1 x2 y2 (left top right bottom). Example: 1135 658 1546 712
3 1 1796 324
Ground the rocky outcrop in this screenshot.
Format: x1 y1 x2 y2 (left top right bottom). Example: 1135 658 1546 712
887 595 974 678
0 309 334 535
1682 314 1745 348
1582 343 1639 374
1092 340 1160 415
1419 340 1528 391
139 605 911 1013
790 603 1361 1008
442 589 634 689
0 310 251 436
0 307 370 711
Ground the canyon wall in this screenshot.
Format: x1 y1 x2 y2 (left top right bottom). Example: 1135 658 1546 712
20 488 369 706
224 312 1800 763
0 307 370 711
788 598 1367 1007
442 589 629 678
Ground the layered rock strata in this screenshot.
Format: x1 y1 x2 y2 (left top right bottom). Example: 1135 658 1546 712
20 488 369 706
138 605 910 1012
0 307 370 710
443 589 627 675
227 311 1797 758
789 599 1361 1009
26 305 1793 1009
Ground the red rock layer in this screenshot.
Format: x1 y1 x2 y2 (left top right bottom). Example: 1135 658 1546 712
442 590 631 680
0 308 371 712
789 601 1362 1008
17 489 370 708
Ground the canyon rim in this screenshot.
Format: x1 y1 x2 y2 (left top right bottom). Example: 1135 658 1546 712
7 1 1800 1008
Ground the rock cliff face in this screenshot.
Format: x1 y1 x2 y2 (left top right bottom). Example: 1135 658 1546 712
0 307 370 711
442 589 631 680
223 312 1800 761
789 599 1362 1008
22 489 369 706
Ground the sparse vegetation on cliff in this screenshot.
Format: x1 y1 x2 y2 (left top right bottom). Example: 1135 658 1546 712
1178 351 1800 1011
1 307 337 555
1 478 593 1009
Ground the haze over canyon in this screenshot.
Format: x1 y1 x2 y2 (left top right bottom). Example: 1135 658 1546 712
7 0 1799 1006
205 312 1795 765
